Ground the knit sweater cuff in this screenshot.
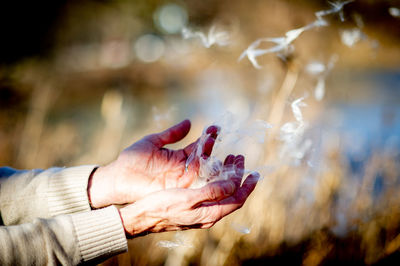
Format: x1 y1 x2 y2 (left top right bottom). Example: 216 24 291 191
47 165 97 216
71 206 128 262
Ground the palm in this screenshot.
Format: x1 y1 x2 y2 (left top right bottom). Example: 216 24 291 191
120 141 194 200
96 120 218 206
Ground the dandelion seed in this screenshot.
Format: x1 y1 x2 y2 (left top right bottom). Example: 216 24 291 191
279 123 309 164
306 55 337 101
279 97 312 165
238 37 286 69
306 61 326 75
314 77 326 101
389 7 400 18
189 113 270 185
285 27 309 43
313 16 330 27
327 54 339 69
239 26 314 68
281 122 298 134
315 0 354 22
185 130 208 171
157 233 194 249
152 106 177 129
294 139 313 159
341 28 363 47
157 240 182 249
340 16 378 49
353 13 365 28
240 1 351 69
306 55 337 77
182 25 230 48
231 223 251 234
291 97 307 123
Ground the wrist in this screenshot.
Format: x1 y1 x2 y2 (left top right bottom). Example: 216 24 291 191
87 166 113 209
119 202 160 238
87 167 99 209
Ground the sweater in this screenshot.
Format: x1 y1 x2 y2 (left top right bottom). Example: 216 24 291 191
0 165 128 265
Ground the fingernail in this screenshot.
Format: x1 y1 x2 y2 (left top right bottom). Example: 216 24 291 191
223 181 236 195
206 125 220 138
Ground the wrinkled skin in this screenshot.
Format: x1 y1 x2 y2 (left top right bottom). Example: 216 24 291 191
87 119 259 237
120 154 259 237
89 120 219 208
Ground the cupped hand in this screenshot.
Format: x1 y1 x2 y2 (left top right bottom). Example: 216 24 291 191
88 119 219 209
119 155 260 237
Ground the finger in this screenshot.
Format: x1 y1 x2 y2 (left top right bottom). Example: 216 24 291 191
176 152 221 188
183 136 215 175
189 180 236 205
220 172 259 206
199 172 260 223
183 127 220 184
222 154 239 185
223 154 235 166
217 172 260 206
202 136 215 158
223 154 235 175
234 172 259 201
145 119 191 147
183 138 199 157
205 125 220 139
183 125 219 170
183 125 219 158
234 155 245 178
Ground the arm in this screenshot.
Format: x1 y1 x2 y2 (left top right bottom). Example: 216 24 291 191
0 120 217 224
0 165 96 225
0 120 258 264
0 165 127 265
120 171 259 237
0 120 212 265
0 157 257 265
0 206 127 265
0 170 257 265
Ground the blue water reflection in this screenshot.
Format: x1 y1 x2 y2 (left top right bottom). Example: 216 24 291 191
323 70 400 197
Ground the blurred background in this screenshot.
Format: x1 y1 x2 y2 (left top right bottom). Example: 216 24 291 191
1 0 400 265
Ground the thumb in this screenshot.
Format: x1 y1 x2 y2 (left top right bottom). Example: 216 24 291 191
190 180 237 205
145 119 191 147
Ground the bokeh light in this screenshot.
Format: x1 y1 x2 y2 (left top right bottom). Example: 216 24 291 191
134 34 165 63
154 3 188 34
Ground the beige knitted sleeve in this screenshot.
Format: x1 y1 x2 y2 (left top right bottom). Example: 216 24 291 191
0 166 128 264
0 165 97 224
0 206 127 265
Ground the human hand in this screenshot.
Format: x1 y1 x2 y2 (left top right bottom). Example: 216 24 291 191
118 155 260 237
88 120 219 209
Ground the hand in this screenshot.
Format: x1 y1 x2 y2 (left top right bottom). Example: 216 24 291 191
119 155 259 237
88 120 219 209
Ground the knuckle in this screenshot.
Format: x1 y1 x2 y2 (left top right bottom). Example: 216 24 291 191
205 186 219 201
145 134 160 145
